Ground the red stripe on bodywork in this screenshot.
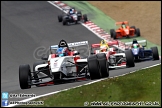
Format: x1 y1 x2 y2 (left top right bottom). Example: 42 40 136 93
117 62 126 66
39 81 54 86
77 77 86 81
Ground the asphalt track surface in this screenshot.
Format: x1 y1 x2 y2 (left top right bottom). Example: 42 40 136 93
1 1 161 102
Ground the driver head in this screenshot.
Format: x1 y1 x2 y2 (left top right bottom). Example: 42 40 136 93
133 39 138 44
100 45 107 52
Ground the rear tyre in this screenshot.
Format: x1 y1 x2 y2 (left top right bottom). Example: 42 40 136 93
77 11 82 16
112 30 117 39
135 28 140 37
88 55 101 80
130 26 136 30
58 15 63 22
19 64 32 89
33 61 45 86
96 53 109 78
110 29 115 38
125 50 135 67
151 47 159 60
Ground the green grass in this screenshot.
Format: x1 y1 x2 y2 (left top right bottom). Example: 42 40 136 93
19 64 161 107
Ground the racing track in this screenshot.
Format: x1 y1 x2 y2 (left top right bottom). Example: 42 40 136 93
1 1 161 102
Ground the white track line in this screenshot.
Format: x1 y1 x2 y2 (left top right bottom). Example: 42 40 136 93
6 1 161 107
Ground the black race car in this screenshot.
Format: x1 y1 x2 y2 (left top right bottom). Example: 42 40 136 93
58 8 88 25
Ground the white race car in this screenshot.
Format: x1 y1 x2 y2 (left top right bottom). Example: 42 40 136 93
19 40 109 89
90 39 135 69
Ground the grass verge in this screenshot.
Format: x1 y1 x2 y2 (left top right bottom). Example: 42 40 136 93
19 64 161 107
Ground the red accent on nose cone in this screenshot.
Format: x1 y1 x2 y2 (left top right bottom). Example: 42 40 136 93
77 77 86 81
117 62 126 66
39 81 54 86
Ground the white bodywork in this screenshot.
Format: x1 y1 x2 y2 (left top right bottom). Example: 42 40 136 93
50 56 76 76
113 53 126 57
71 14 78 20
93 47 127 69
34 41 89 79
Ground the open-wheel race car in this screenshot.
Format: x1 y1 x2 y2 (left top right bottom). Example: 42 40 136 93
19 40 109 89
90 39 135 69
58 7 88 25
125 39 160 62
110 21 141 39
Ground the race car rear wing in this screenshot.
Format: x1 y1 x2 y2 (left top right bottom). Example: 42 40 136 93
115 21 129 25
124 40 147 47
50 41 89 49
91 40 119 48
50 41 90 55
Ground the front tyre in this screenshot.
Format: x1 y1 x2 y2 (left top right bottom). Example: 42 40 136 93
19 64 32 89
63 19 67 25
58 15 63 22
151 47 159 60
88 55 101 80
96 53 109 78
125 50 135 67
83 14 88 22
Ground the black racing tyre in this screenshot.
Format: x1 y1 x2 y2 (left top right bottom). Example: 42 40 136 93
83 14 88 22
75 20 78 24
135 28 140 37
77 11 82 21
130 26 136 33
88 55 101 80
125 50 135 67
130 26 136 30
96 53 109 78
72 7 75 10
19 64 32 89
63 18 67 25
33 61 45 86
58 15 63 22
77 11 82 16
110 29 115 38
112 30 117 39
151 47 159 60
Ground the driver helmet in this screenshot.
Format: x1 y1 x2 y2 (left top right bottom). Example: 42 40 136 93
69 9 74 14
121 22 126 28
133 44 138 48
100 45 108 52
74 50 78 54
56 47 63 54
132 39 138 44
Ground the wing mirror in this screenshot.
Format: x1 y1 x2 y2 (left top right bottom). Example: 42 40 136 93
73 52 80 56
142 45 146 47
41 56 48 60
91 52 95 54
